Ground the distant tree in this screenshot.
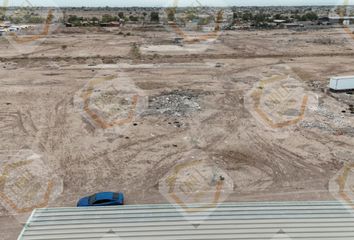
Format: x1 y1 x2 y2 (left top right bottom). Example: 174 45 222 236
242 12 253 21
91 16 99 22
166 8 176 21
129 15 138 21
118 12 124 19
254 13 266 23
102 14 116 23
68 15 78 22
233 12 238 20
9 17 20 24
304 11 318 21
294 14 302 21
0 7 5 17
68 15 82 26
28 16 45 24
274 13 282 19
150 11 159 22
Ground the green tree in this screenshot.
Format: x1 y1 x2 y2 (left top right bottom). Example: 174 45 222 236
254 13 266 23
166 8 176 21
28 16 45 24
233 12 238 20
304 11 318 21
294 14 301 21
274 13 282 19
242 12 253 21
67 15 83 26
91 17 99 22
150 12 159 22
101 14 116 23
129 15 138 21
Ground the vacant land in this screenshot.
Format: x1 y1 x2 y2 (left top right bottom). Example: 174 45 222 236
2 26 354 239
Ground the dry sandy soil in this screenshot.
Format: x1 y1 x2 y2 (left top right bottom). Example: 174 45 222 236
1 26 354 239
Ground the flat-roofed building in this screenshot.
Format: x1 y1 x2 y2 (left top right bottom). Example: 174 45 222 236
18 201 354 240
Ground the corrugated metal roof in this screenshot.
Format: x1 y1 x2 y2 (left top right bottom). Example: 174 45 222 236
18 201 354 240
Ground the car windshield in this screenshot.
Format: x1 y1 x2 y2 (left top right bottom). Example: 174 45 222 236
88 195 96 205
2 1 354 240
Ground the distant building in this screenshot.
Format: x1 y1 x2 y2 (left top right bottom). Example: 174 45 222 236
273 19 286 24
318 17 330 25
18 202 354 240
108 21 122 27
8 26 19 32
81 21 89 26
284 23 304 29
2 21 11 27
202 26 215 32
329 16 354 25
100 21 122 27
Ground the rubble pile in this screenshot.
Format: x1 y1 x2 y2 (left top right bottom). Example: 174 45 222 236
146 90 203 117
300 105 354 135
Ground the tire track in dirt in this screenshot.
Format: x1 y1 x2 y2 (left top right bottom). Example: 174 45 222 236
188 78 331 196
3 51 354 63
0 111 38 145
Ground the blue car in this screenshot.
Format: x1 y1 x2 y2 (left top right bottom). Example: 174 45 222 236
77 192 124 207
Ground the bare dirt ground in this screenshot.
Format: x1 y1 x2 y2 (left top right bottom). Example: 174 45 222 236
2 26 354 239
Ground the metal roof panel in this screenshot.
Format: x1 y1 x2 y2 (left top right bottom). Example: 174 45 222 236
18 201 354 240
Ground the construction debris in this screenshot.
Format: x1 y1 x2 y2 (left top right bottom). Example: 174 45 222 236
145 90 204 117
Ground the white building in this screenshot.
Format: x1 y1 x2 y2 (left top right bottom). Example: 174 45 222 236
18 201 354 239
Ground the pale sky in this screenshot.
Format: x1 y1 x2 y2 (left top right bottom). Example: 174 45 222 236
5 0 349 7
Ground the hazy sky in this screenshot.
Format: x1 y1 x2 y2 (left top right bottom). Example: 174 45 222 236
5 0 348 7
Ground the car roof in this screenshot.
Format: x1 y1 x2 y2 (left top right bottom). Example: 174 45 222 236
92 192 115 200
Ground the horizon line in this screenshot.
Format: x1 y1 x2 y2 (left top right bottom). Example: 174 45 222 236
2 4 352 8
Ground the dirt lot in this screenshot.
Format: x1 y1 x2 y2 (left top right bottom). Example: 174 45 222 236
2 26 354 239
